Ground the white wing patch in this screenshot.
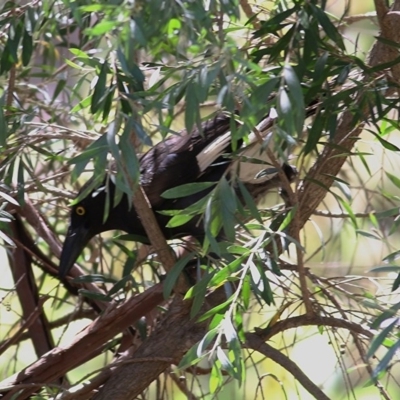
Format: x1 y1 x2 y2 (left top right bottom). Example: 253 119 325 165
197 131 232 172
196 117 280 183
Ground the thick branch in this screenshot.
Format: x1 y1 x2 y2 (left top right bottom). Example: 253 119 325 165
7 218 55 358
294 0 400 234
0 284 165 400
93 290 226 400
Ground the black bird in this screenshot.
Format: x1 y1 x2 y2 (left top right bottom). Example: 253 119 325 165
59 113 295 278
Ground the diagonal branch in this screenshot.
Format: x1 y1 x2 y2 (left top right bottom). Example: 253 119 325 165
0 283 165 400
246 333 330 400
294 0 400 235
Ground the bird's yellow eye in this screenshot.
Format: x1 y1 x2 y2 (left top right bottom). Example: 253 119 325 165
75 206 86 216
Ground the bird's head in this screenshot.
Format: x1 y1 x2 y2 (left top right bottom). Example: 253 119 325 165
59 183 127 278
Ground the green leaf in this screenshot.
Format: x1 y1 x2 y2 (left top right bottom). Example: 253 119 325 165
283 64 305 134
106 121 122 165
108 275 132 297
198 329 218 357
163 253 195 298
51 79 67 104
217 347 234 375
197 296 234 322
185 271 213 318
355 230 380 240
370 130 400 151
70 135 108 182
185 82 199 134
69 48 90 57
371 302 400 329
162 182 215 199
386 171 400 189
339 199 357 229
0 96 7 146
0 229 15 247
304 111 324 155
310 4 345 50
17 160 25 206
218 179 237 242
375 208 400 219
73 274 115 284
0 42 14 74
209 256 246 288
102 85 115 120
392 273 400 292
250 261 274 305
0 191 19 206
65 58 84 70
77 289 111 301
210 363 223 394
117 47 145 91
71 95 92 112
227 245 250 255
21 29 33 66
372 337 400 380
178 337 209 369
278 205 297 231
7 19 24 62
85 20 116 36
370 265 400 273
165 214 194 228
91 62 108 114
241 275 251 310
382 250 400 263
246 77 279 112
252 6 296 38
222 317 237 343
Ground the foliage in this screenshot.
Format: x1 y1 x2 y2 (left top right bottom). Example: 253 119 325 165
1 0 400 399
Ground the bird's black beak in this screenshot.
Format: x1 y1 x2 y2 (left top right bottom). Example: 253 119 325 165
59 225 91 278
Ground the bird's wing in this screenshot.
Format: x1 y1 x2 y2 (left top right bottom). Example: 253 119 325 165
197 115 279 183
140 113 234 207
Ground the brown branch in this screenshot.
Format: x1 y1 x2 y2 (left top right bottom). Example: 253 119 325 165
248 312 393 400
293 0 400 237
90 10 400 393
5 65 15 113
0 296 49 356
304 271 392 400
92 289 227 400
239 0 261 30
169 371 197 400
341 12 377 25
373 0 400 83
254 315 373 342
0 283 165 399
57 356 175 400
7 210 109 314
246 334 331 400
19 197 62 258
312 210 372 218
131 186 188 293
264 146 313 316
7 218 55 359
5 3 400 399
0 309 96 350
125 112 188 293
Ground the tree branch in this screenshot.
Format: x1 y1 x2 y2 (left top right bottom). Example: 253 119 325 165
293 0 400 235
246 333 331 400
0 283 165 399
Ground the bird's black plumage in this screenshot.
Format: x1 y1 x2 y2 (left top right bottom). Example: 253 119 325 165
59 113 294 278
